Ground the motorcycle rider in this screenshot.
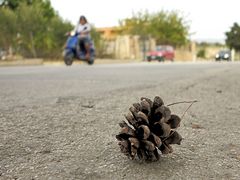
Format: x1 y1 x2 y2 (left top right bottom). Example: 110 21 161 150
73 15 91 60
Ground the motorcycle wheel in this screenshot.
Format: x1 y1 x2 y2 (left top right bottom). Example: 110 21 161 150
158 57 165 62
64 52 74 66
87 58 94 65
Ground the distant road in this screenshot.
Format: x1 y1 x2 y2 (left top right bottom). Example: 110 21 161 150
0 62 240 179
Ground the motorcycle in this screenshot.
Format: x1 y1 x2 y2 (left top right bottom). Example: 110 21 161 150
63 31 95 66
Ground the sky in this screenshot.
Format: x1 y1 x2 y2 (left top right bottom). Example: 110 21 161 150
50 0 240 42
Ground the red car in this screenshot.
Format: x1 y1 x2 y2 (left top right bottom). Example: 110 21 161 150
147 45 175 62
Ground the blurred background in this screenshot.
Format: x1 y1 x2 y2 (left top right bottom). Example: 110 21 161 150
0 0 240 62
1 1 240 179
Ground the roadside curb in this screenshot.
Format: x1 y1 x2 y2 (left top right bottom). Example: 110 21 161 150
0 59 43 67
1 59 238 67
43 59 142 66
0 59 142 67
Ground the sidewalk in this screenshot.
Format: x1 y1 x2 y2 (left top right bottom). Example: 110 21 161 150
0 59 43 67
1 58 237 67
0 59 142 66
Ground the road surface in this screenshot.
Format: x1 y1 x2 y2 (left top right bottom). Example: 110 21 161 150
0 62 240 179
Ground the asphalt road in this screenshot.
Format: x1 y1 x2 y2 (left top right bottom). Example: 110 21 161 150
0 62 240 180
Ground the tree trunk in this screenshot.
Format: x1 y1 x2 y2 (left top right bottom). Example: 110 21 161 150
30 32 37 58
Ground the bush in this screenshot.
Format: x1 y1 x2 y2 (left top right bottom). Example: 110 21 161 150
197 49 206 59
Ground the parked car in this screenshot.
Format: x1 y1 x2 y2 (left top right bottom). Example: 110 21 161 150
215 50 231 61
147 45 175 62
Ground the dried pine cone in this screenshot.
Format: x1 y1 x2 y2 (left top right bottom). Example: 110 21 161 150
116 96 182 161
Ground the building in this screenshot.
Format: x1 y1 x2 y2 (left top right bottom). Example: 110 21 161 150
96 27 123 40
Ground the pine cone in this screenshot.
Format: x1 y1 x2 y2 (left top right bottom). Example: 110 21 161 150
116 96 183 161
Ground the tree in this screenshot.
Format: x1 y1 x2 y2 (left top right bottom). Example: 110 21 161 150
90 26 106 57
226 23 240 52
15 2 72 58
0 0 73 58
0 7 17 50
119 10 190 47
0 0 101 59
0 0 55 18
0 0 20 10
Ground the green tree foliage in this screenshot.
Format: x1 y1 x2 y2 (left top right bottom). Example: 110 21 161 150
0 0 73 58
0 0 20 10
90 26 108 58
120 10 190 47
226 23 240 52
0 7 17 49
197 48 206 59
0 0 54 14
15 2 72 58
